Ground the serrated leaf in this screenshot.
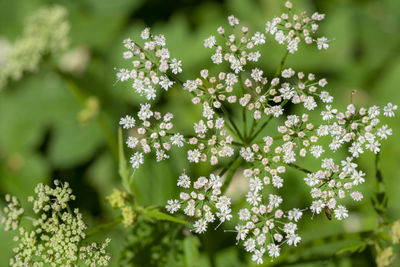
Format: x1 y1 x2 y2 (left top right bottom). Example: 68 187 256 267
144 209 188 225
183 236 200 267
335 241 367 255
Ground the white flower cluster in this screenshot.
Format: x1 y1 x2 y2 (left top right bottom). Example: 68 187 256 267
120 103 184 169
166 172 232 233
186 70 242 108
316 103 396 157
203 15 265 74
117 27 182 100
2 180 111 267
116 1 397 264
265 1 328 53
187 116 235 165
236 170 303 264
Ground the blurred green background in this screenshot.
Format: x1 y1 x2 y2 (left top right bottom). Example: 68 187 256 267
0 0 400 266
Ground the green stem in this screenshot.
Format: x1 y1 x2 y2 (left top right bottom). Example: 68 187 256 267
221 156 244 194
248 118 258 142
287 163 313 174
238 74 247 140
249 115 273 141
221 105 244 141
218 155 241 177
371 152 388 220
274 50 290 77
86 216 122 238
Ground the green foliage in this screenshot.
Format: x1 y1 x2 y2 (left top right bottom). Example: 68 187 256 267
119 218 197 267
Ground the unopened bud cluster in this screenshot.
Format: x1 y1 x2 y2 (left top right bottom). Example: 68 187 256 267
1 180 111 267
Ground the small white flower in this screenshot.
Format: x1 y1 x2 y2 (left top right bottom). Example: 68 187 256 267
166 199 181 213
251 32 266 45
310 200 324 214
288 208 303 222
177 172 191 188
159 76 174 90
251 68 263 82
350 191 363 201
183 80 198 92
170 133 184 147
119 115 136 129
287 39 298 54
275 30 286 44
193 218 208 233
383 102 397 117
269 194 282 208
141 27 151 40
126 136 138 148
227 15 239 26
204 36 216 48
187 149 201 163
334 205 348 220
130 152 144 169
169 58 182 74
310 145 324 158
286 233 301 246
267 243 280 259
265 20 277 35
316 37 329 50
252 248 265 264
138 103 153 121
116 68 130 82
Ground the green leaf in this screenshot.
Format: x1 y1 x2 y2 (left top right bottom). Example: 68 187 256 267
144 209 188 225
183 236 200 267
335 241 367 256
118 127 132 194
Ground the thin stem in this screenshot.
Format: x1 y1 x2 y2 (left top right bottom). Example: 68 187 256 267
218 155 241 177
372 152 388 220
221 104 244 141
86 216 122 238
249 115 273 141
274 50 290 77
248 118 258 142
221 156 244 194
238 74 247 140
287 163 313 174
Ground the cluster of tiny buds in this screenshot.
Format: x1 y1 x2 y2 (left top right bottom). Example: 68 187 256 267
166 172 232 233
2 180 111 267
1 195 24 232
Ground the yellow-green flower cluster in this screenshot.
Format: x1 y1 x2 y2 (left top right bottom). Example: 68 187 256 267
106 188 136 227
0 5 70 89
1 195 24 231
121 206 136 227
2 180 111 267
106 188 127 208
390 219 400 244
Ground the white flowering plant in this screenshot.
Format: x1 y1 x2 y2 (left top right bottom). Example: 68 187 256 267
1 1 400 266
113 1 398 265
